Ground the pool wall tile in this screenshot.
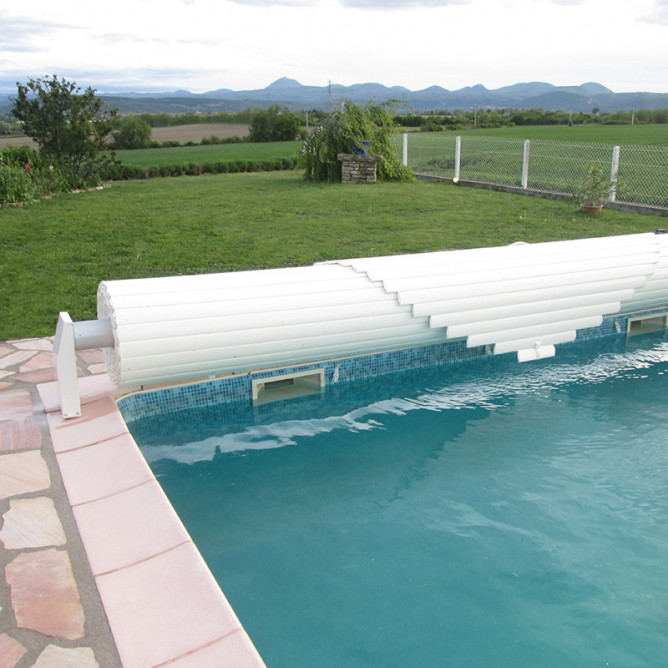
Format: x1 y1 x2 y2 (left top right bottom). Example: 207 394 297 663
118 307 667 425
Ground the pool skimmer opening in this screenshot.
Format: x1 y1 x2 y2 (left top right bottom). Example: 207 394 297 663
627 312 668 336
252 369 325 405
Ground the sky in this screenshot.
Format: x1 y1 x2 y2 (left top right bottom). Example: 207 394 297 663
1 0 667 96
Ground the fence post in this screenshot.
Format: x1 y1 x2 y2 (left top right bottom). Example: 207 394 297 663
609 145 621 202
521 139 530 189
454 136 461 182
402 133 408 166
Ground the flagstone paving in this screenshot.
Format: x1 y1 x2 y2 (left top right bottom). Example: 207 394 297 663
0 338 121 668
0 337 266 667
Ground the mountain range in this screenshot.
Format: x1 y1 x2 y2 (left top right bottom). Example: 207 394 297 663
3 79 668 115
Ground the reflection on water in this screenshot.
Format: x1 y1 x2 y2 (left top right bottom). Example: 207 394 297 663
135 333 668 464
127 331 668 668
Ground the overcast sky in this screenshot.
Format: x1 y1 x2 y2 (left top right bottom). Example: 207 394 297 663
1 0 667 96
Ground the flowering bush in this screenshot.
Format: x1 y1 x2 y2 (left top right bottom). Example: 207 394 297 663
0 163 35 204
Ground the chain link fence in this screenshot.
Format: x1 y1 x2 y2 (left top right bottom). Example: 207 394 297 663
400 133 668 211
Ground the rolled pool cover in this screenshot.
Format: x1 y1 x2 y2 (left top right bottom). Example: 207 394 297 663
97 232 668 387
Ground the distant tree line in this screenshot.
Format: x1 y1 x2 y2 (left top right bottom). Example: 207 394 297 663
130 108 328 130
394 107 668 130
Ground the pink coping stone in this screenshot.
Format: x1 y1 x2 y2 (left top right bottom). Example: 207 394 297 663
56 432 153 506
161 630 266 668
95 542 244 668
5 548 85 640
71 478 190 576
0 418 43 452
47 395 128 454
0 389 34 421
0 633 27 668
0 450 51 501
38 375 116 416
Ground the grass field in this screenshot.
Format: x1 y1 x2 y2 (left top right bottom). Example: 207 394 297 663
1 170 661 339
439 123 668 145
400 127 668 208
113 140 303 168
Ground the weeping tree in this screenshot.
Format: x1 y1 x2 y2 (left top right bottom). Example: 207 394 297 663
301 100 412 182
12 75 118 188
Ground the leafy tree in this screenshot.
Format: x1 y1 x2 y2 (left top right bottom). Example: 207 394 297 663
11 75 118 188
112 116 152 149
301 100 413 182
249 105 303 142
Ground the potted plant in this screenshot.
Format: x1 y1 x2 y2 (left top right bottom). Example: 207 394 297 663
572 166 625 214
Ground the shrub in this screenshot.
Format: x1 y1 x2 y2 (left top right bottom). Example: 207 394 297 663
12 75 118 189
112 116 152 149
301 100 413 182
0 163 35 204
249 106 303 142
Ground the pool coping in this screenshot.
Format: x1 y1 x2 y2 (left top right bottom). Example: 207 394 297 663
0 338 265 668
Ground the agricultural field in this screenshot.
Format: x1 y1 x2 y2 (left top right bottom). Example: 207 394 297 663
439 123 668 145
113 140 302 168
0 135 36 149
151 123 249 143
1 170 660 339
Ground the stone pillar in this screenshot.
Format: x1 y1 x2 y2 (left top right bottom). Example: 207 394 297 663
337 154 383 184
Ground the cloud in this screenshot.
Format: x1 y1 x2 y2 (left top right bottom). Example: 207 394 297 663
0 15 61 52
638 0 668 24
339 0 467 6
227 0 313 5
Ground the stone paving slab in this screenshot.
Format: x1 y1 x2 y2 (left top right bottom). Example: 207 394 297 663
0 497 66 550
0 451 51 500
0 338 120 668
6 548 85 640
0 418 42 452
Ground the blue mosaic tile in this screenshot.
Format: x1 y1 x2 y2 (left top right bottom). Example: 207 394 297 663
118 307 667 424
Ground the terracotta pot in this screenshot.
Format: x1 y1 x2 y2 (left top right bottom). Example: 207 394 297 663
580 204 604 214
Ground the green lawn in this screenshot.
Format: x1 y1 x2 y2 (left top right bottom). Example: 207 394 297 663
0 170 662 339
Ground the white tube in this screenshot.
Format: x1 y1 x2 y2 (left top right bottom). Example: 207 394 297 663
118 311 424 351
413 280 642 318
467 315 603 348
446 303 619 340
111 293 404 329
429 291 633 328
494 331 577 355
399 266 655 306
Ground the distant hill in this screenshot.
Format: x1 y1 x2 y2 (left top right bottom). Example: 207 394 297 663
2 79 667 116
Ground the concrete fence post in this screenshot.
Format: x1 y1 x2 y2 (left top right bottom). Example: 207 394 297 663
402 133 408 166
522 139 531 189
454 136 462 182
609 145 621 202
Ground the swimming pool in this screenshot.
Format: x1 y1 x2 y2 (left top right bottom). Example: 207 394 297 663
124 332 668 667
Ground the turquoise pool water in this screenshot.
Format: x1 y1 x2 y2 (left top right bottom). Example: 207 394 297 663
130 333 668 667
